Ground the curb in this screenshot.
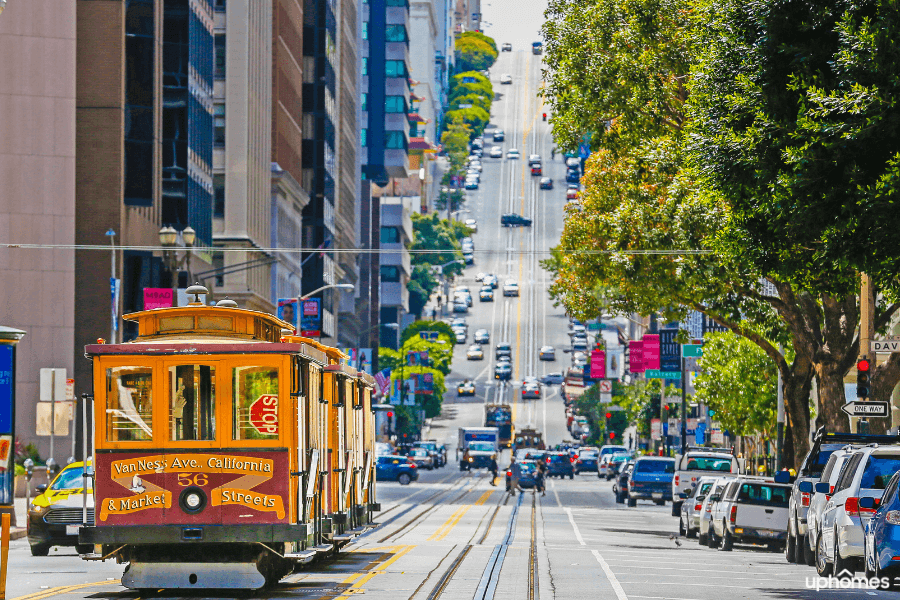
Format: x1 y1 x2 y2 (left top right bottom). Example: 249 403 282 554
11 528 26 541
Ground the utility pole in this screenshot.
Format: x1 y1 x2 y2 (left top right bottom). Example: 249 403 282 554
680 358 687 456
858 273 875 434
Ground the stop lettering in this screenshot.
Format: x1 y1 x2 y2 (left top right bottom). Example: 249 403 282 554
249 394 279 435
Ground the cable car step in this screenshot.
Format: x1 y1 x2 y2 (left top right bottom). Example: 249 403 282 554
313 543 334 554
285 550 317 562
332 534 353 542
122 561 267 590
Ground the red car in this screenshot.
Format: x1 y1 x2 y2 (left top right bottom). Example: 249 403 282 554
566 188 579 200
531 165 542 176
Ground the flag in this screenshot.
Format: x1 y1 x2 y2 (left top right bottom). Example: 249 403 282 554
374 369 391 396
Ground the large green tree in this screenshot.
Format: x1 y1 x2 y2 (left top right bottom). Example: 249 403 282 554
455 35 498 72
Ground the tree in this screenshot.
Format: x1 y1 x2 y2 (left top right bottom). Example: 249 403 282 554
458 31 498 55
692 332 780 440
455 37 498 72
450 92 491 114
401 320 456 346
408 265 437 318
445 106 491 138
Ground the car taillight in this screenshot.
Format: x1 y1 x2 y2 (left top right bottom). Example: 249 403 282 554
506 470 512 477
674 475 679 486
546 457 551 464
844 497 877 517
800 492 811 508
694 503 703 511
886 511 900 526
730 505 737 524
409 463 417 468
570 457 576 463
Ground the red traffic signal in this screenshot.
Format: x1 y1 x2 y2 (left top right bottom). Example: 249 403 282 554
609 432 615 440
605 412 612 419
857 358 871 372
387 411 394 418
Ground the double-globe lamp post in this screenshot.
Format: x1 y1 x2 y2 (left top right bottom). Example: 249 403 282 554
159 226 196 304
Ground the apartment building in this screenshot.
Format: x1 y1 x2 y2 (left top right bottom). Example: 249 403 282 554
378 197 413 349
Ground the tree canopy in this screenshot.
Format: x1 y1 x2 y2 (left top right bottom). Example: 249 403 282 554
455 35 498 72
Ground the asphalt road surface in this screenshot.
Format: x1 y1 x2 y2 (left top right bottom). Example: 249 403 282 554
7 46 896 600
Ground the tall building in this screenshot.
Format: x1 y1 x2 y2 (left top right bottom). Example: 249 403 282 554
211 0 274 312
73 0 215 416
378 197 413 349
0 0 77 460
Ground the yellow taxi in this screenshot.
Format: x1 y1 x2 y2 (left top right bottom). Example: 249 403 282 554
27 460 93 556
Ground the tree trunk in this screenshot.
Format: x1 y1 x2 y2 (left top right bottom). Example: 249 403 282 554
869 353 900 434
817 359 850 433
782 359 814 471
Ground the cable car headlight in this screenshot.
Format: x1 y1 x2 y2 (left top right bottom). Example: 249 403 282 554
179 487 207 514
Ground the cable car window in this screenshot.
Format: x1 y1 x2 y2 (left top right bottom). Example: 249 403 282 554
233 366 279 440
106 366 153 442
169 365 216 441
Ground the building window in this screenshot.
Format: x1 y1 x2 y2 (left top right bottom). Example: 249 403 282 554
362 57 368 76
385 25 408 43
361 128 367 147
386 0 408 5
385 130 406 150
213 175 225 218
380 266 401 282
380 227 400 244
362 22 368 40
385 60 407 78
214 104 225 146
361 93 368 112
215 34 226 78
214 0 226 10
385 96 406 113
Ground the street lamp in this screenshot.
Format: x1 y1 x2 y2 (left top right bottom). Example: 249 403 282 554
299 283 354 300
159 225 196 305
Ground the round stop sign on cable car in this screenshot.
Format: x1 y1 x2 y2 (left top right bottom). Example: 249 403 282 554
249 394 279 435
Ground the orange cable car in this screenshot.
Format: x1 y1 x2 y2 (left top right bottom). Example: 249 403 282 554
78 286 379 590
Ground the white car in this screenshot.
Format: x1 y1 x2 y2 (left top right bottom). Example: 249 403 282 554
469 162 482 173
465 218 478 232
500 73 513 84
818 446 900 575
489 146 503 158
502 280 519 296
507 148 520 159
709 476 791 551
679 476 719 538
804 447 856 566
466 345 484 360
698 478 731 546
671 450 741 516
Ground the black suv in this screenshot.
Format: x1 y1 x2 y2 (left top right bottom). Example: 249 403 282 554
501 213 532 227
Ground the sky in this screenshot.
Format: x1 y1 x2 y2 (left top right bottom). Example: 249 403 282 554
478 0 549 51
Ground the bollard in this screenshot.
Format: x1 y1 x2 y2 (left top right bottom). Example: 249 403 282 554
0 512 10 600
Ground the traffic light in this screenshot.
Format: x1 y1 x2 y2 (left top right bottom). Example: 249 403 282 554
609 432 615 441
605 411 612 432
857 357 871 398
387 411 393 419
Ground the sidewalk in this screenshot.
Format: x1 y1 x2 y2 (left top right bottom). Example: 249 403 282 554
9 497 27 540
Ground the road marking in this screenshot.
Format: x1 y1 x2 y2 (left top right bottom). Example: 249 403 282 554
11 580 120 600
592 549 630 600
333 544 416 600
564 507 586 545
429 489 494 541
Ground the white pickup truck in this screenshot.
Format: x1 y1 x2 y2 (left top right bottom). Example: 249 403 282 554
671 448 742 516
709 476 791 551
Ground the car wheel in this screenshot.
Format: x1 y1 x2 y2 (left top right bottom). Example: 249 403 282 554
785 528 798 563
686 526 697 540
833 533 855 578
671 502 681 517
679 517 687 537
398 473 412 485
803 534 816 566
698 531 708 546
615 491 624 504
815 534 833 577
719 525 734 551
30 544 50 557
655 499 665 506
569 473 574 480
627 496 637 507
76 544 92 555
707 528 718 549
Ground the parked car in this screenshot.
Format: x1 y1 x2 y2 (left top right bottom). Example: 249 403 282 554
500 73 513 84
465 179 479 190
613 461 635 503
375 455 419 485
465 218 478 232
709 476 790 551
483 274 499 288
818 446 900 576
501 213 532 227
414 441 446 468
545 452 575 479
566 188 579 200
489 146 503 158
457 380 476 396
503 280 520 296
679 476 719 538
507 148 520 159
787 431 900 566
626 456 675 507
671 448 741 517
501 42 512 51
804 447 857 567
26 460 94 556
466 344 484 360
539 177 553 189
863 469 900 584
575 448 600 473
566 169 580 184
539 372 564 385
605 452 632 480
699 478 732 546
474 329 490 344
539 346 556 361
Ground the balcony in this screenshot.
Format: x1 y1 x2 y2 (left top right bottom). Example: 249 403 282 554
380 281 409 310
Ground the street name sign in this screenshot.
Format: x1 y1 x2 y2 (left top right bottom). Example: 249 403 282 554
841 401 890 418
645 369 681 379
873 339 900 353
682 344 703 358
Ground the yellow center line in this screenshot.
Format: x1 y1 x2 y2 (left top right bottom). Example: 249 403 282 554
428 505 468 541
11 580 120 600
333 544 417 599
514 53 535 398
430 490 494 542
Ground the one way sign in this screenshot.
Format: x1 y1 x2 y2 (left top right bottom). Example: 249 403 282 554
841 401 890 418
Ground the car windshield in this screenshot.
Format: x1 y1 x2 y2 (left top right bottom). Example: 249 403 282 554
860 455 900 489
736 483 790 506
550 454 569 463
806 447 838 476
580 451 598 458
684 457 733 471
411 449 427 457
469 442 494 452
636 460 675 474
51 466 93 491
